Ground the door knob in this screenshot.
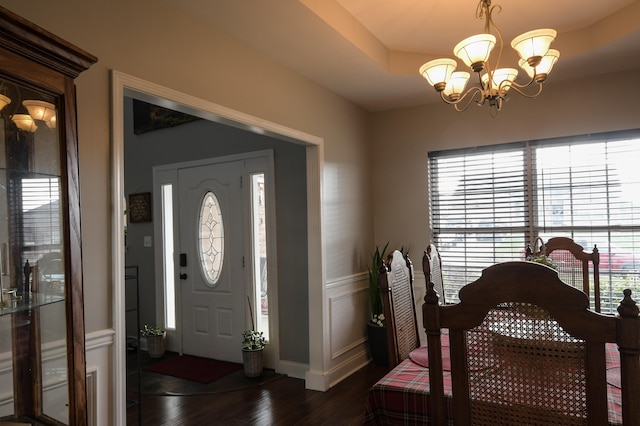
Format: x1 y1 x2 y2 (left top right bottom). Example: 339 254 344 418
180 273 188 280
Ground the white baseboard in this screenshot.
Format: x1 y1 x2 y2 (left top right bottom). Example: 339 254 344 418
277 359 308 380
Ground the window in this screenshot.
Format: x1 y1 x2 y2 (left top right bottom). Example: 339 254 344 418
429 130 640 312
198 191 224 286
250 173 269 340
161 183 176 329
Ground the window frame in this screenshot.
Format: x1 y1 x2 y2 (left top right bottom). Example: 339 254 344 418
428 129 640 312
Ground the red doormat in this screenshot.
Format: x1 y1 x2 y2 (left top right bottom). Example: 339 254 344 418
144 355 243 384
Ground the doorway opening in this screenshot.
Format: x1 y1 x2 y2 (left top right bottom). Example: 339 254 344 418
112 70 324 424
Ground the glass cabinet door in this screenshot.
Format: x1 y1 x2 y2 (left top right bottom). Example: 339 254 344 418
0 6 96 425
0 75 69 424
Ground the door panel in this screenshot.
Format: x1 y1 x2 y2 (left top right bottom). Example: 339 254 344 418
178 160 244 362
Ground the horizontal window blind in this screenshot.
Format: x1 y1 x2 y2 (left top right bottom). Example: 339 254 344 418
21 177 62 263
428 131 640 312
532 135 640 311
429 143 528 303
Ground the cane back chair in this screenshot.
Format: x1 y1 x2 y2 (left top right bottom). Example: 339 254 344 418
379 250 419 367
423 243 445 304
527 236 601 312
423 261 640 425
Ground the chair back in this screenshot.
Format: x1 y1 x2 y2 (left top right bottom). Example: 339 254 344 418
528 236 601 312
423 244 445 304
379 250 419 367
423 261 640 425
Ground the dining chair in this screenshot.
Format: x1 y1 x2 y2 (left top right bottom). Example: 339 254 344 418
379 249 419 367
423 261 640 425
527 236 601 312
423 243 445 304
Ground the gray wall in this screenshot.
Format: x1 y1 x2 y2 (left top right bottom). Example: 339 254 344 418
123 97 309 363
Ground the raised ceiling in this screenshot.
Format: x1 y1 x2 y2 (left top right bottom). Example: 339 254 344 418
163 0 640 112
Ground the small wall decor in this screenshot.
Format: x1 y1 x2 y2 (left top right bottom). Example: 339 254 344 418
128 192 152 223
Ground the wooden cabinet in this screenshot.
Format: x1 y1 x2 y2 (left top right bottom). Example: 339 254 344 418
0 7 96 425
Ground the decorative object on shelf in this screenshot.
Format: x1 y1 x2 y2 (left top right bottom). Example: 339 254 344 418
419 0 559 116
128 192 152 223
242 296 266 377
367 242 388 365
141 324 167 358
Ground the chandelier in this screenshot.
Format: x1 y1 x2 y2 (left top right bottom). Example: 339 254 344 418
419 0 559 116
0 83 57 133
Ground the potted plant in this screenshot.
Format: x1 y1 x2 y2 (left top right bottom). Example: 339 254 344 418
367 242 389 365
242 297 266 377
140 324 166 358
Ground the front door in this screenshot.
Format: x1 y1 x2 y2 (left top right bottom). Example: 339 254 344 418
178 160 244 362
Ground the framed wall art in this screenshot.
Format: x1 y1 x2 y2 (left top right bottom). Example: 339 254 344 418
128 192 152 223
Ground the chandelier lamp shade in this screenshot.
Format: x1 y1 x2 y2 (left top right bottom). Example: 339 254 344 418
11 114 38 133
23 100 57 128
0 93 57 132
419 0 559 116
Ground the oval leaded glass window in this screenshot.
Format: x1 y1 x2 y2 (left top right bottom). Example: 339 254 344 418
198 191 224 286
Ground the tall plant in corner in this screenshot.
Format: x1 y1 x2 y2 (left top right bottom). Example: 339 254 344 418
242 296 266 378
368 242 388 327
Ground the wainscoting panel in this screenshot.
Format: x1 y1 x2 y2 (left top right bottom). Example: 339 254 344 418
0 328 113 425
325 272 371 387
85 328 115 426
86 369 97 426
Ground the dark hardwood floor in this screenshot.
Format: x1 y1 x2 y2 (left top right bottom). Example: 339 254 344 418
127 362 389 425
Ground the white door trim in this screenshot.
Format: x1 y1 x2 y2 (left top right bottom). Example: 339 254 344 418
111 70 326 426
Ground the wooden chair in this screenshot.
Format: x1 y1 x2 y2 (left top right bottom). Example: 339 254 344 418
379 250 419 367
527 236 601 312
423 261 640 425
423 243 445 304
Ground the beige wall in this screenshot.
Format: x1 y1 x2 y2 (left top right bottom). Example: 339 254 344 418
2 0 373 333
370 68 640 267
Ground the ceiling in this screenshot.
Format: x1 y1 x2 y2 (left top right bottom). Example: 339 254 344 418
163 0 640 112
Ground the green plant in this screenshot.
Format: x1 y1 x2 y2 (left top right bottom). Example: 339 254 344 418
531 254 558 270
242 329 266 350
368 242 389 326
140 324 165 337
